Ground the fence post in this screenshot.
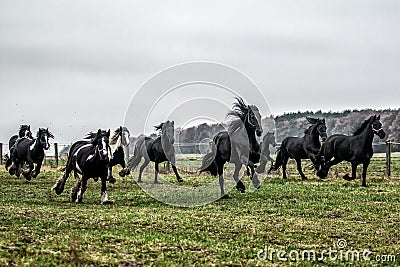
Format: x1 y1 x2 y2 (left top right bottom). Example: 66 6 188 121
0 143 3 165
125 145 130 164
386 140 392 178
54 143 59 167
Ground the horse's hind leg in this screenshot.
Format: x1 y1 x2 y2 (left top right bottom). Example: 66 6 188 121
154 162 159 184
218 166 227 198
296 159 307 180
248 161 261 189
101 176 114 204
138 159 149 183
282 157 289 179
343 162 358 181
71 179 82 202
75 177 88 203
361 160 370 187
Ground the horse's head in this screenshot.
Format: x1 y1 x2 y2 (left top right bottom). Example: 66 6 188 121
307 117 327 142
37 128 54 150
92 129 110 160
19 125 33 139
121 126 131 146
247 105 263 137
263 131 277 147
156 121 175 144
371 115 386 139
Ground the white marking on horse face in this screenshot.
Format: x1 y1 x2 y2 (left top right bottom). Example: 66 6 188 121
124 132 130 145
101 137 108 156
30 140 36 151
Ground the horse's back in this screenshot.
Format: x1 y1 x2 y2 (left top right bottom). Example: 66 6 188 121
13 138 33 160
282 136 307 158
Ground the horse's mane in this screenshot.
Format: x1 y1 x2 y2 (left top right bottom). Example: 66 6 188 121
19 125 30 131
227 97 249 122
37 128 54 139
353 116 374 136
154 123 164 131
85 130 108 143
110 127 122 145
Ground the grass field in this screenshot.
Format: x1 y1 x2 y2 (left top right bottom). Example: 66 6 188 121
0 157 400 266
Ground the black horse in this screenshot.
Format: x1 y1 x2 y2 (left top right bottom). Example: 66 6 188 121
85 126 131 183
53 129 113 204
9 128 54 180
5 125 33 170
128 120 183 184
199 97 263 197
269 117 327 179
317 115 386 186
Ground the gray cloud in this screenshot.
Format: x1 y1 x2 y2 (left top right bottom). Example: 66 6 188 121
1 0 399 142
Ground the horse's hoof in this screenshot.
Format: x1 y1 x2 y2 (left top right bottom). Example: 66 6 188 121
108 177 116 184
118 171 126 177
236 187 246 193
256 185 261 190
220 194 230 199
93 177 99 182
101 199 115 205
154 181 159 184
137 179 143 183
178 179 184 183
343 174 356 181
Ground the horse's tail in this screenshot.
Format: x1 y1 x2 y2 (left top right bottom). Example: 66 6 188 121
127 137 145 171
199 136 219 176
268 146 287 173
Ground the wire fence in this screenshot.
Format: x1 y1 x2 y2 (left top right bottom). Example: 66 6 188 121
0 141 399 177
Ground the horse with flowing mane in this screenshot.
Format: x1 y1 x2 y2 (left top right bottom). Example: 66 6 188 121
317 115 386 186
268 117 327 179
53 129 113 204
128 120 183 184
9 128 54 180
85 126 131 183
199 97 263 197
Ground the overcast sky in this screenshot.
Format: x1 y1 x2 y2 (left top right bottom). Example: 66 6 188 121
1 0 399 143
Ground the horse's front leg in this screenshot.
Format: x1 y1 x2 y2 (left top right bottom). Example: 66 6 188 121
233 162 245 193
343 162 358 181
247 161 261 189
23 160 35 180
118 161 130 177
107 165 116 184
361 160 370 187
31 160 42 178
171 163 183 183
101 176 114 204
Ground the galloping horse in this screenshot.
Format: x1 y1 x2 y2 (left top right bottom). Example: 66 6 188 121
85 126 131 183
5 125 33 170
317 115 386 186
269 117 327 179
53 129 113 204
128 121 183 184
9 128 54 180
199 97 263 197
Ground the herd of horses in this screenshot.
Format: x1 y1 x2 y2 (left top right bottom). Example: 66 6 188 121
3 97 386 203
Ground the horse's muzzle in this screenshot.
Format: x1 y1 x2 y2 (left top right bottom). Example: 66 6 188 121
377 130 386 139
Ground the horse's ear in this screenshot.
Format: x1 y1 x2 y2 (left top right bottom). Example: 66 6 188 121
107 129 110 137
120 126 122 133
322 118 325 123
97 129 102 135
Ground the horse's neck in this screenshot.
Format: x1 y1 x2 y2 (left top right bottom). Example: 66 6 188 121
30 139 43 155
246 127 259 150
305 125 320 146
357 123 374 147
109 136 122 155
